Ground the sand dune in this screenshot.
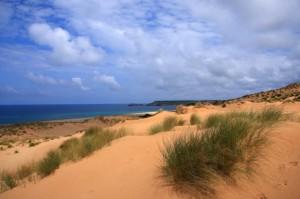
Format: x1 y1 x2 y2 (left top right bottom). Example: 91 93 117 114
1 102 300 199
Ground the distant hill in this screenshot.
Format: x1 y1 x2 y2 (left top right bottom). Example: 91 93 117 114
233 82 300 103
129 82 300 107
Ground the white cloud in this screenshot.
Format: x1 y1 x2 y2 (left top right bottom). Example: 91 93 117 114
26 72 65 85
2 0 300 102
72 77 90 91
49 0 300 98
0 86 19 95
28 23 104 65
94 74 121 90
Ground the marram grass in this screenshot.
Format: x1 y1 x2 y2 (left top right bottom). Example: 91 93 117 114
162 107 282 196
149 116 185 135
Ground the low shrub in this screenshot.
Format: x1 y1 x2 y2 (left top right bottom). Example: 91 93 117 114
163 116 179 131
1 173 17 191
190 114 201 125
60 138 81 161
149 116 183 134
37 151 61 177
150 124 164 135
16 164 35 180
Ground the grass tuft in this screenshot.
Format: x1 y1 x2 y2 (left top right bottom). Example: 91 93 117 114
1 173 17 191
162 107 283 195
60 138 81 161
16 164 35 180
149 116 183 135
150 124 164 135
60 127 127 161
190 114 201 125
204 107 282 129
37 151 61 177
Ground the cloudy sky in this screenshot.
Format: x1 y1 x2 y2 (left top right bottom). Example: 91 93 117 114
0 0 299 104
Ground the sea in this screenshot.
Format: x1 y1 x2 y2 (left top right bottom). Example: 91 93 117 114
0 104 176 125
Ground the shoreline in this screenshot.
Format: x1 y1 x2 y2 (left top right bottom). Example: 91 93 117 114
0 110 162 127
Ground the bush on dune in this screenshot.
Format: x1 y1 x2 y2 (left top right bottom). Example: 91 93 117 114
61 127 127 160
190 113 201 125
204 107 282 129
149 116 185 135
37 151 61 177
0 172 16 191
162 107 283 196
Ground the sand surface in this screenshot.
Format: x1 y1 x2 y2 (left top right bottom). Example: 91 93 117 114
1 102 300 199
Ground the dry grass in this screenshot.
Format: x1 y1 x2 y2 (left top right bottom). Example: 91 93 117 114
190 114 201 125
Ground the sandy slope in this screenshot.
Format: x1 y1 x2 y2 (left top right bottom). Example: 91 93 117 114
0 133 83 172
1 102 300 199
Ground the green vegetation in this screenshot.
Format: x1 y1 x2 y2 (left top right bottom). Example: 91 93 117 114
161 107 282 196
190 114 201 125
38 151 61 177
16 164 35 180
204 107 282 129
0 173 16 191
177 119 185 126
0 127 127 192
149 116 184 135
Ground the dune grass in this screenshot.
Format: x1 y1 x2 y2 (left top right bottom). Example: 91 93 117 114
190 113 201 125
0 127 127 192
161 107 282 196
149 116 184 135
0 173 16 192
38 151 61 177
204 107 283 129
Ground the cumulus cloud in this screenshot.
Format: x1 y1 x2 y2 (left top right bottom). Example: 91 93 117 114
51 0 300 99
28 23 103 65
26 72 65 85
72 77 90 91
94 74 121 90
1 0 300 103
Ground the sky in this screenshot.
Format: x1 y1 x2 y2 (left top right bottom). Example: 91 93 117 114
0 0 300 104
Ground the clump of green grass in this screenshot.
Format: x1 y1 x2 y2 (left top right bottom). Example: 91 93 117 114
59 138 81 161
149 116 183 135
59 127 127 162
162 107 283 196
1 172 17 191
16 164 35 180
163 116 179 131
37 151 61 177
150 124 164 135
190 114 201 125
257 107 283 125
204 107 282 129
177 119 185 126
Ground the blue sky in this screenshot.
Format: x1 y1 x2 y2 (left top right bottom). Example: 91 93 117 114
0 0 300 104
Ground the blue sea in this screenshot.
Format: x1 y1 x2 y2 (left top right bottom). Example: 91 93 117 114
0 104 175 125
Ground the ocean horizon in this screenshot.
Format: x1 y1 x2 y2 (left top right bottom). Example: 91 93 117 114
0 104 175 125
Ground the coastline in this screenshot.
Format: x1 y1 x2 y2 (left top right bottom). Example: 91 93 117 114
0 104 175 126
0 110 162 127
